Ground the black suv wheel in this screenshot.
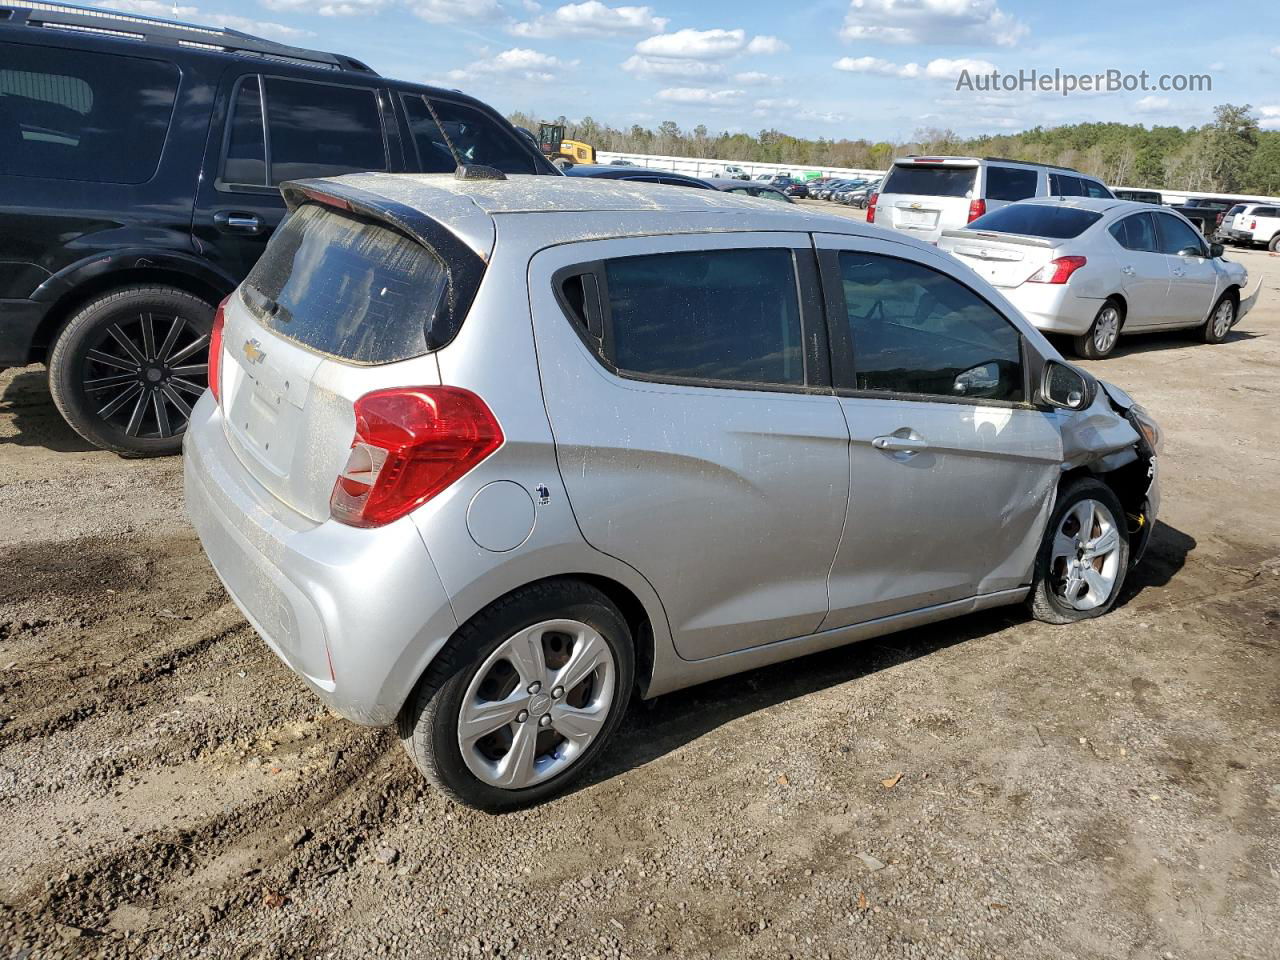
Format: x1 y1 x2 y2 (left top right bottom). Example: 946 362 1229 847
48 286 214 457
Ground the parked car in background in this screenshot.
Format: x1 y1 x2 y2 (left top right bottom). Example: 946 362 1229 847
845 180 882 208
187 173 1161 811
707 179 794 202
1239 205 1280 251
815 179 850 200
833 180 871 203
719 164 751 180
0 1 557 455
870 156 1112 243
753 173 775 181
564 165 714 189
1219 203 1278 247
1169 197 1248 237
1111 189 1162 204
769 178 808 199
937 198 1256 358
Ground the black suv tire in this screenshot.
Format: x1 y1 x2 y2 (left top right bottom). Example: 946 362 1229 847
48 285 215 457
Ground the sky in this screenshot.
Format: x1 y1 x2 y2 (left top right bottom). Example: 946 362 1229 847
92 0 1280 141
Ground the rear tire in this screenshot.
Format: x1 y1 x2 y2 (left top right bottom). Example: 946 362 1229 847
1072 300 1123 359
1029 479 1130 624
1269 234 1280 253
1202 294 1235 344
47 285 214 456
398 579 634 812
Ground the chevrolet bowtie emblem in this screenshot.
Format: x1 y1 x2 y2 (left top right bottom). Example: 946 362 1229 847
242 338 266 364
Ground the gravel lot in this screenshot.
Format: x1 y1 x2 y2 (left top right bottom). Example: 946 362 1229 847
1 211 1278 960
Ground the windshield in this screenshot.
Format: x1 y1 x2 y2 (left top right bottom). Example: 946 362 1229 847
882 164 977 198
967 204 1102 239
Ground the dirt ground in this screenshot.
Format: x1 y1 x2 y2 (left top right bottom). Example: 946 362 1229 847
1 213 1278 960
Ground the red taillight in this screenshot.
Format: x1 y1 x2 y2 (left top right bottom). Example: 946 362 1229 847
866 193 878 223
330 387 503 528
209 294 229 405
1251 219 1257 230
1028 255 1087 284
967 198 987 223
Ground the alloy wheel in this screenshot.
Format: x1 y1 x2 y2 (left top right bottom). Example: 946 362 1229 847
458 619 616 790
1050 499 1123 611
1093 306 1120 354
1212 299 1234 339
81 312 209 439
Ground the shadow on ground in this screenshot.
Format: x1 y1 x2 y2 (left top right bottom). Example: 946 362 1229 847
0 368 98 453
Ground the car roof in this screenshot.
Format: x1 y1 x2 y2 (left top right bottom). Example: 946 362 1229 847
295 172 911 255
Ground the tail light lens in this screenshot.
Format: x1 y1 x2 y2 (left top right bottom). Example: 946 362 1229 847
330 387 503 528
209 294 229 405
1251 219 1257 230
1028 255 1088 284
967 198 987 223
866 193 878 223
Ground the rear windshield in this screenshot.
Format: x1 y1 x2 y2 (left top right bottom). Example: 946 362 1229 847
242 203 449 364
967 204 1102 239
882 163 977 198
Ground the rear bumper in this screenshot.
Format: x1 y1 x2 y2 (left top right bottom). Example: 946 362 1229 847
0 299 48 368
1219 229 1252 242
997 284 1101 336
183 392 458 726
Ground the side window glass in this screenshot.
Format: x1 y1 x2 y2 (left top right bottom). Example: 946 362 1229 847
263 78 386 185
401 94 538 175
221 75 266 186
836 252 1024 403
1082 179 1111 199
1049 173 1083 197
1114 214 1157 252
599 248 804 386
1155 214 1205 255
985 166 1038 201
1107 218 1129 248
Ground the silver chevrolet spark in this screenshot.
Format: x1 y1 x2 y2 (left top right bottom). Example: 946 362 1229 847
185 173 1161 811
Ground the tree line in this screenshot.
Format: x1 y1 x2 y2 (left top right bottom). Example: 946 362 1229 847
509 104 1280 195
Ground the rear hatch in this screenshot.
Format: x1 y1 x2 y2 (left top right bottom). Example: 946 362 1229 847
876 159 979 241
215 190 489 521
938 202 1102 287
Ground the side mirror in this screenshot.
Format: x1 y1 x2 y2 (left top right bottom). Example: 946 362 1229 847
953 361 1001 397
1177 245 1204 258
1209 242 1225 258
1039 360 1094 411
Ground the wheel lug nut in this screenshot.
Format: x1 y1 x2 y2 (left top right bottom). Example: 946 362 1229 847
551 686 564 699
516 710 529 723
527 682 541 694
538 715 552 727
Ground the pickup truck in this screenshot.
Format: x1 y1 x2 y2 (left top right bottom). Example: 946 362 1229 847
1169 196 1250 236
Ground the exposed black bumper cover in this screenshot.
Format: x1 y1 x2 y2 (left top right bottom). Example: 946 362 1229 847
0 299 47 368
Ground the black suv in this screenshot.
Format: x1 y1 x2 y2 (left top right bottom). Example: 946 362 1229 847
0 2 558 455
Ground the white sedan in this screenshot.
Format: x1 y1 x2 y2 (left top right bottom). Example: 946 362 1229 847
937 197 1258 358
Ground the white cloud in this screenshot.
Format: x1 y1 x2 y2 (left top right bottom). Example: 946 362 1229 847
408 0 501 23
834 55 920 78
1135 95 1172 113
93 0 311 37
924 57 997 79
752 96 801 115
733 71 781 86
656 87 745 105
1256 105 1280 130
261 0 388 14
510 1 667 38
840 0 1028 48
622 55 725 79
1272 46 1280 56
447 47 573 83
745 35 788 55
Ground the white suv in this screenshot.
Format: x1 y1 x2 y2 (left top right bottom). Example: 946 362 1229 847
1242 204 1280 252
869 156 1112 244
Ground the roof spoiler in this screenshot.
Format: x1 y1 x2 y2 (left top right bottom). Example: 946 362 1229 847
939 228 1055 247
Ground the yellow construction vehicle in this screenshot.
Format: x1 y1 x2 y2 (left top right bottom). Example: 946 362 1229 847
538 122 595 165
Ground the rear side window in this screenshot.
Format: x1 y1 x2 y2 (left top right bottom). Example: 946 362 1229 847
985 166 1038 201
401 94 539 175
1048 174 1084 197
836 252 1023 403
0 42 178 183
594 249 804 386
882 164 977 198
242 204 448 364
221 75 388 187
968 204 1101 239
1081 179 1112 199
1255 207 1279 217
1109 213 1158 252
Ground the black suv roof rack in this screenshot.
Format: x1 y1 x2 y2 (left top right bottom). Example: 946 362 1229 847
0 0 377 73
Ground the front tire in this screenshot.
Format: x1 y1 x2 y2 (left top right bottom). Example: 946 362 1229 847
1269 234 1280 253
1029 479 1130 624
398 580 634 812
47 285 214 456
1202 294 1235 344
1072 300 1123 359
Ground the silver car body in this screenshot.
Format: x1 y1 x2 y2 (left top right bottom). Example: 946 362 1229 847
937 197 1258 338
184 175 1159 727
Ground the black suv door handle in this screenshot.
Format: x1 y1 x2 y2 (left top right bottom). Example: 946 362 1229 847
213 211 263 235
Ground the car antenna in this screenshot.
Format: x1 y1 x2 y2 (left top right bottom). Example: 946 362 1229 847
421 97 507 181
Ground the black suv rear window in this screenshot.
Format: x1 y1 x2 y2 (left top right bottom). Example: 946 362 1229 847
0 42 178 183
882 164 976 198
967 204 1102 239
242 204 449 364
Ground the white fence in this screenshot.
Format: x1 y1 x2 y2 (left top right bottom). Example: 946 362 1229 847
594 151 884 181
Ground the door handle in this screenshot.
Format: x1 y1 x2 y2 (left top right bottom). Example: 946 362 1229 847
872 434 929 453
1121 266 1136 276
213 211 263 235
